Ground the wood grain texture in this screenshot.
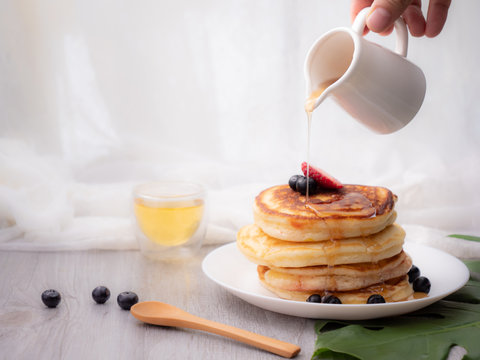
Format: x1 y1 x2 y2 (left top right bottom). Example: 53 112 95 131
0 246 316 360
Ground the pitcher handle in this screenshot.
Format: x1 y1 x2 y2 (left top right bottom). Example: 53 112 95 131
352 7 408 57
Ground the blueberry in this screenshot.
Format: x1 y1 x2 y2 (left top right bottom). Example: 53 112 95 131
322 295 342 304
296 176 317 195
92 286 111 304
306 294 322 303
41 289 61 308
367 294 386 304
289 175 302 191
413 276 431 294
408 265 421 283
117 291 139 310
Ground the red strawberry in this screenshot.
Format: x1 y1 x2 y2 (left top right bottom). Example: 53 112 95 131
301 162 343 189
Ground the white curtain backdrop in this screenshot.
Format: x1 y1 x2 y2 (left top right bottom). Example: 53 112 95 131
0 0 479 257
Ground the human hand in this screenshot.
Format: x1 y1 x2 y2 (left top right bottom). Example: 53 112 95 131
350 0 451 37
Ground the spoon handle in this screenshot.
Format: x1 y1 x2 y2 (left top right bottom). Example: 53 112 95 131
177 314 301 358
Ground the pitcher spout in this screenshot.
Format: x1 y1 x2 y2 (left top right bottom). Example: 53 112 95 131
304 28 355 96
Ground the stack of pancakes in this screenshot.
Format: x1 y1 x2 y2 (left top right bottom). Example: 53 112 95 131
236 184 414 304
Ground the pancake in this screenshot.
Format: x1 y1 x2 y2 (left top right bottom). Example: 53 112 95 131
259 251 412 292
258 268 414 304
236 223 405 268
254 184 397 242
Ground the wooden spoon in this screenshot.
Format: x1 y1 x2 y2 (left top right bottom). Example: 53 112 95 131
130 301 301 358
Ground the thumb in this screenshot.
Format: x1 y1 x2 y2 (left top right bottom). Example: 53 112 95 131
366 0 413 33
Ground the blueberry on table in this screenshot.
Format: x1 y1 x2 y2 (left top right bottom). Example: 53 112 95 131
117 291 139 310
296 176 317 195
92 286 111 304
288 175 302 191
322 295 342 304
408 265 421 283
413 276 431 294
306 294 322 303
367 294 386 304
41 289 61 308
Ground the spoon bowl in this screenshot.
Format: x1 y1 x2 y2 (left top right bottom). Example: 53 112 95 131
131 301 185 326
131 301 301 358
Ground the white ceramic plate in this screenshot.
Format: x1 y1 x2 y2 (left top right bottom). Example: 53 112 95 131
202 241 470 320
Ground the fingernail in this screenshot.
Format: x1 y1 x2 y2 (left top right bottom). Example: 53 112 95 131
367 7 392 32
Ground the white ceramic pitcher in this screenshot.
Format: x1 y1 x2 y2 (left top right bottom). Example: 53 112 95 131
304 7 426 134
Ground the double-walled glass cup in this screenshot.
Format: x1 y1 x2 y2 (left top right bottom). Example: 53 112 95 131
133 182 206 261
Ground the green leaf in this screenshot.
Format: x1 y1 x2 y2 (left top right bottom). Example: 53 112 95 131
464 260 480 281
312 349 359 360
444 280 480 304
448 234 480 242
312 280 480 360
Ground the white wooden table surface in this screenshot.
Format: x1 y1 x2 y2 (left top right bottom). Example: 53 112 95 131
0 245 316 360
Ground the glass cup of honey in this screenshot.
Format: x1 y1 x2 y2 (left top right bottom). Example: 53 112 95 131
133 181 206 261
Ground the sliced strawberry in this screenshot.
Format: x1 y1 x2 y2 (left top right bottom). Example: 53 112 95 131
301 162 343 189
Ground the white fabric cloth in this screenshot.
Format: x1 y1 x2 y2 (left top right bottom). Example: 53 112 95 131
0 0 479 261
0 139 479 260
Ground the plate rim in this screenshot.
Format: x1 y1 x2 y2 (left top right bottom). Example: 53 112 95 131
202 241 470 318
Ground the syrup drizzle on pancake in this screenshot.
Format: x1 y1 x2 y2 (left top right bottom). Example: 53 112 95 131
413 292 428 299
324 238 339 295
308 192 377 218
256 185 392 220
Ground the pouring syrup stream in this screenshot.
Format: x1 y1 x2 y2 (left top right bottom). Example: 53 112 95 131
304 79 337 206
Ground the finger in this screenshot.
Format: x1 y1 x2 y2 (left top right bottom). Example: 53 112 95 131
366 0 413 33
379 24 394 36
350 0 374 23
402 0 426 37
425 0 451 37
350 0 374 35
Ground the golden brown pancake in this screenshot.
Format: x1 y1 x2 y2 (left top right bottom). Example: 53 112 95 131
236 223 405 268
258 268 413 304
259 251 412 292
237 182 418 304
254 184 397 242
